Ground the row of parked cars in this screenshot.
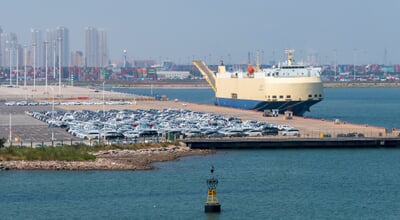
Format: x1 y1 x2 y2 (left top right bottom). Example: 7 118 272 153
27 108 300 142
5 100 134 106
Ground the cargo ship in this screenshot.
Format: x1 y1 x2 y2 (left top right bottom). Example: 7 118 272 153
193 50 324 116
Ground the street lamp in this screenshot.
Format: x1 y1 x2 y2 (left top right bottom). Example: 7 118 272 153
9 113 12 146
44 41 49 94
16 46 19 87
102 81 106 143
58 37 62 96
50 87 55 141
8 46 12 87
53 40 56 79
32 43 37 91
23 46 27 89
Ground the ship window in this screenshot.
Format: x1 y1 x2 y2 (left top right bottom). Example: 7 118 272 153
319 94 322 97
231 93 238 99
308 94 312 98
314 94 318 97
279 95 283 99
272 95 277 99
286 95 291 98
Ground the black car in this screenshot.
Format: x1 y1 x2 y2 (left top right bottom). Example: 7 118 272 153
139 130 159 137
262 128 278 135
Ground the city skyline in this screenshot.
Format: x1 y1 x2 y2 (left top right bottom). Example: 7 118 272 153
1 0 400 65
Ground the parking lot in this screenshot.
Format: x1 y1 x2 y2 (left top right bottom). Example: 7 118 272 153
0 103 80 145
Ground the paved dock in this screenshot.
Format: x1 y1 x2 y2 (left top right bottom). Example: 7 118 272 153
0 85 398 146
0 85 151 101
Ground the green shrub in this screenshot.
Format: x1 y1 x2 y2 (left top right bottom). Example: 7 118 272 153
0 141 174 161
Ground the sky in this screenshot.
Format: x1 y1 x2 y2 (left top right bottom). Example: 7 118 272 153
1 0 400 65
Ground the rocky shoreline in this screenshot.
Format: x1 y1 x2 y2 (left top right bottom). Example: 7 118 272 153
0 145 214 171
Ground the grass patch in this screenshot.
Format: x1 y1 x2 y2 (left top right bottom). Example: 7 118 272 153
0 142 180 161
0 146 96 161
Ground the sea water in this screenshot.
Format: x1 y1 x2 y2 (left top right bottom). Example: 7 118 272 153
1 87 400 219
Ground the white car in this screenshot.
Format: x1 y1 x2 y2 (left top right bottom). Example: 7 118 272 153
245 130 263 137
123 131 140 138
282 129 300 136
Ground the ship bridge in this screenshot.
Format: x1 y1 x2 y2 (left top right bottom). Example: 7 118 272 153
193 60 216 92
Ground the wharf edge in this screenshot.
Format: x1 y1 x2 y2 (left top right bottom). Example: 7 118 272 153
184 138 400 149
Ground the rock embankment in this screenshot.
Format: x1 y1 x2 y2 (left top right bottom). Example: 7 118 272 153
1 145 213 171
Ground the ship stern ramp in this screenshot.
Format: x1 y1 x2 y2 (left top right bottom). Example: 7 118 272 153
193 60 216 92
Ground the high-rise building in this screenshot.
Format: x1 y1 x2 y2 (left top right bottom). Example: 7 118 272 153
97 28 108 67
30 28 42 67
71 51 84 67
56 26 69 67
84 27 108 67
3 33 18 67
45 26 70 68
45 28 57 68
85 27 97 67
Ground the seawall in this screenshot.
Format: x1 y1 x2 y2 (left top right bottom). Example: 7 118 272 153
184 138 400 149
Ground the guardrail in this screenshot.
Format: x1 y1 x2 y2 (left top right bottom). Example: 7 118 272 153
4 136 165 148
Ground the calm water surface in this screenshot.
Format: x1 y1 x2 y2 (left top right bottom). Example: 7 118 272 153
2 87 400 219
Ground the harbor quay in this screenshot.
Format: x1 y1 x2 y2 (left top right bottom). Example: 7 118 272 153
0 85 399 148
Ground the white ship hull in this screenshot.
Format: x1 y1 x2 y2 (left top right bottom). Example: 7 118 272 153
193 50 324 115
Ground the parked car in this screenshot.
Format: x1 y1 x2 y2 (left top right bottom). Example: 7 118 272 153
207 132 225 138
123 131 140 138
262 128 279 136
282 129 300 136
139 130 159 137
245 130 263 137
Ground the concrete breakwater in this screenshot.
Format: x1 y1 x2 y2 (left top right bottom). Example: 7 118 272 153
185 137 400 149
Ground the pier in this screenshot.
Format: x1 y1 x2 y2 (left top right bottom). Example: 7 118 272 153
184 137 400 149
0 85 398 147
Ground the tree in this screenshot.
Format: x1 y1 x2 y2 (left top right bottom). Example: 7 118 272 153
0 138 6 148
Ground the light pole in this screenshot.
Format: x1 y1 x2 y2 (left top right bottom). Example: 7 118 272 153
44 41 49 94
16 46 19 87
50 87 55 141
102 81 106 143
103 81 105 115
9 113 12 146
32 43 37 91
58 37 62 96
8 46 12 87
23 46 27 89
53 40 56 79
